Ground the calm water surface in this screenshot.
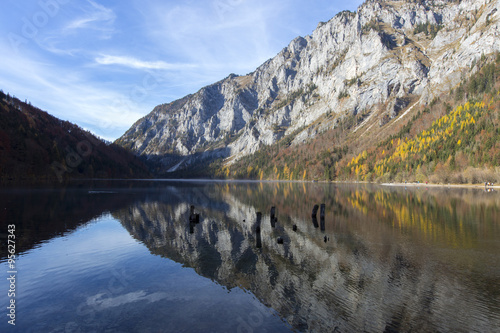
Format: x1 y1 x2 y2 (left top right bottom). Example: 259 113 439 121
0 181 499 332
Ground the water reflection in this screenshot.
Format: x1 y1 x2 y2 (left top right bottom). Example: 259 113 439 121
1 181 499 332
0 185 139 259
111 182 499 332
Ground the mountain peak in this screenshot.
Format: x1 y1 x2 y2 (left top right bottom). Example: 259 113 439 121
116 0 500 176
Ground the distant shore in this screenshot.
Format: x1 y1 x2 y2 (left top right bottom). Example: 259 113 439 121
381 182 500 189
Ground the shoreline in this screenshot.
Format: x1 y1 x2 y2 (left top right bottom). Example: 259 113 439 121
380 182 500 189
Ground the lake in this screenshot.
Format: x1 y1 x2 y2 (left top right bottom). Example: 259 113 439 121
1 180 499 332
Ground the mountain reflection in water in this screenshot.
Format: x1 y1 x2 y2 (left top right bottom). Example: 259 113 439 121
112 181 500 332
1 181 499 332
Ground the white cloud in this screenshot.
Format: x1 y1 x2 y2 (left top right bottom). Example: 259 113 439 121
64 0 116 38
85 291 174 310
140 0 282 76
1 0 365 142
30 0 117 57
0 45 145 141
95 55 196 71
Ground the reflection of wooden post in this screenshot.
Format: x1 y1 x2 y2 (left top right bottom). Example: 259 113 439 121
320 204 325 231
312 216 319 228
270 206 277 227
255 212 262 233
189 205 200 224
312 204 319 218
256 212 262 247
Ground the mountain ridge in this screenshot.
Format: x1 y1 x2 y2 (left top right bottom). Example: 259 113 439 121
0 90 151 182
116 0 500 178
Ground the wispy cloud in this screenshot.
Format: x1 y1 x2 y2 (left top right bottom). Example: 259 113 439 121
64 0 116 38
1 0 363 141
32 0 117 57
95 55 195 71
85 291 173 310
141 0 281 75
0 45 146 140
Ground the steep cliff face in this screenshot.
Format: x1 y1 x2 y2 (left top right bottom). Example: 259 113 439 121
117 0 500 172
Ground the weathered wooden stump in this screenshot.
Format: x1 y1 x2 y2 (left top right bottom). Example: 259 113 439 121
189 205 199 223
256 232 262 248
255 212 262 233
312 216 319 228
312 204 319 218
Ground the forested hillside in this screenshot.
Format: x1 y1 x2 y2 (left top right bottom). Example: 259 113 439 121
221 53 500 183
0 91 150 182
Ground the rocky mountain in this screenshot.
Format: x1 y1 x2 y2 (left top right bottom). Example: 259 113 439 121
0 90 151 182
117 0 500 175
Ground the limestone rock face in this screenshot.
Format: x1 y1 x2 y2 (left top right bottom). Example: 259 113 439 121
117 0 500 172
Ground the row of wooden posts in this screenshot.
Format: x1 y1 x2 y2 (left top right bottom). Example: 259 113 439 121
188 204 329 243
254 203 328 246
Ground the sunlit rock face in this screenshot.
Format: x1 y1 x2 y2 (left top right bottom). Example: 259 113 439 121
117 0 500 171
113 183 500 332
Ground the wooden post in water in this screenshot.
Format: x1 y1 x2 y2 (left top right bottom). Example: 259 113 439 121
256 212 263 248
189 205 200 223
320 203 325 231
270 207 277 228
312 204 319 218
255 212 262 233
312 216 319 228
256 230 262 248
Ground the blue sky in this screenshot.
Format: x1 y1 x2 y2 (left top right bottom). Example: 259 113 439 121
0 0 362 141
